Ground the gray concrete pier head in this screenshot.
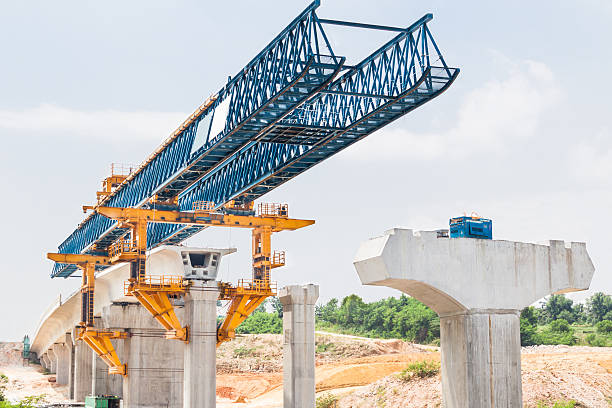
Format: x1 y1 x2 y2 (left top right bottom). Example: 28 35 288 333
354 228 595 408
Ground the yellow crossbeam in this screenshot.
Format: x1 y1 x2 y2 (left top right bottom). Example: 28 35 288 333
95 206 315 232
47 253 111 266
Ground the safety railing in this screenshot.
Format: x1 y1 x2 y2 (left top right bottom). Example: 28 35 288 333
110 163 136 177
124 275 188 295
193 201 216 211
257 203 288 218
236 279 277 294
272 251 286 267
108 238 138 259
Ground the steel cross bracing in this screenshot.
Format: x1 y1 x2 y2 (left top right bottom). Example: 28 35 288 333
52 1 459 278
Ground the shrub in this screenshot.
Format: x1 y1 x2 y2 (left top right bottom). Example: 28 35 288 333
316 393 338 408
550 319 571 333
316 342 335 353
397 360 439 381
0 374 8 402
233 346 255 358
536 400 576 408
585 333 608 347
595 319 612 334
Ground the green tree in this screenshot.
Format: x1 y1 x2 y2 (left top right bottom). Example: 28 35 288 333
269 296 283 318
595 320 612 334
520 307 539 346
586 292 612 323
543 295 573 323
339 295 366 325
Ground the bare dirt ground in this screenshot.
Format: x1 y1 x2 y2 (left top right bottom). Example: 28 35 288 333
2 338 610 407
216 335 612 408
0 342 69 405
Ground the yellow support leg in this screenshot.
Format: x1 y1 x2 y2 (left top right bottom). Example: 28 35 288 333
77 328 128 376
217 294 269 345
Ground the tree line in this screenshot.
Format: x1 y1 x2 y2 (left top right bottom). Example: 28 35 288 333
234 292 612 346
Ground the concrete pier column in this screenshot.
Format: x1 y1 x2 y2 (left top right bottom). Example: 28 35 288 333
92 316 123 397
183 281 218 408
102 303 183 408
440 311 521 407
40 353 49 370
279 284 319 408
66 333 75 400
47 347 57 373
52 342 70 385
354 228 596 408
73 335 93 401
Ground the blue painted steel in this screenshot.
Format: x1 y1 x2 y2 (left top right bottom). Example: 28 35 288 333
449 216 493 240
52 1 459 277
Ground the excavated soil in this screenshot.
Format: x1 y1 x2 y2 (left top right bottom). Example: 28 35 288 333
2 337 610 407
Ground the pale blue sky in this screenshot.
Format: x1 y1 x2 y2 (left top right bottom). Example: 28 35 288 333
1 1 611 341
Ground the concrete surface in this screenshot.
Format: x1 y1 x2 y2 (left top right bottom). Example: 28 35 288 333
354 228 595 408
73 334 92 401
47 347 57 374
183 281 219 408
279 284 319 408
51 342 70 385
102 303 184 408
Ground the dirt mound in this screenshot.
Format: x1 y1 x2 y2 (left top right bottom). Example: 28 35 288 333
0 343 23 367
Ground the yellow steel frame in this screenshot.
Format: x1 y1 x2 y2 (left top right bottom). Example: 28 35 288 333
46 253 128 376
76 327 128 376
95 203 314 345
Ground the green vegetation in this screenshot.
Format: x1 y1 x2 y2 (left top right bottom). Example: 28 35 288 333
0 375 46 408
316 295 439 343
315 393 338 408
397 360 440 382
535 400 576 408
235 300 282 335
233 346 256 357
233 292 612 348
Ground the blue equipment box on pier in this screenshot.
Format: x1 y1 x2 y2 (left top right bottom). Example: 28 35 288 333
449 216 492 239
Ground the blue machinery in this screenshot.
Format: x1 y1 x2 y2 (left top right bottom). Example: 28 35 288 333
51 1 459 278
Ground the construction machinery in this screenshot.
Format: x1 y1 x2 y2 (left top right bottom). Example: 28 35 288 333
449 215 493 239
47 1 458 375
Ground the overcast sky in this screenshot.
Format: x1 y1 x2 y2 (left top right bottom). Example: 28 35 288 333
1 0 611 341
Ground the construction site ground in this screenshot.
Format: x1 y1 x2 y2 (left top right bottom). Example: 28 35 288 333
2 336 611 407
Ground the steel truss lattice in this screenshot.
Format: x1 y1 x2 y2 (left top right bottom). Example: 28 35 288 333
52 1 459 278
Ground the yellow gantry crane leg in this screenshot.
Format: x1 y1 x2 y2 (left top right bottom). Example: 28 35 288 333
46 253 128 376
95 202 314 345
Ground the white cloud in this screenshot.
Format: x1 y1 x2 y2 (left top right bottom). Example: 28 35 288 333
344 59 562 161
0 104 187 142
570 129 612 186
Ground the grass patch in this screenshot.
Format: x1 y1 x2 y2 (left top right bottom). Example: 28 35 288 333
535 400 577 408
397 360 440 382
315 393 338 408
315 341 336 354
233 346 256 358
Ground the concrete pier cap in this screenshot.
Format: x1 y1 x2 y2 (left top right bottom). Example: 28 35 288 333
353 227 595 408
354 228 595 315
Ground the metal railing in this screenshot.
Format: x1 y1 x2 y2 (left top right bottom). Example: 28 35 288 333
193 201 216 211
124 275 187 295
272 251 286 266
108 238 138 259
110 163 136 177
257 203 288 217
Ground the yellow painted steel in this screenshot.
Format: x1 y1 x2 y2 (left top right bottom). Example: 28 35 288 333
125 276 190 342
47 253 128 376
95 206 315 232
217 280 276 345
95 203 314 345
76 327 128 376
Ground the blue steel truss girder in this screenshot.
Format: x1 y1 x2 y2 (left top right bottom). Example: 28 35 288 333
51 2 459 278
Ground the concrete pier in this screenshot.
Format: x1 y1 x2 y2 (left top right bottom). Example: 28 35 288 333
52 342 70 385
47 347 57 373
354 228 595 408
102 303 183 408
66 334 75 399
183 281 218 408
40 353 49 370
279 284 319 408
73 334 93 401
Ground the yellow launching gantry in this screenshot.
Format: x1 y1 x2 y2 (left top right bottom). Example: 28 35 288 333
95 201 314 345
49 199 313 376
46 253 128 376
